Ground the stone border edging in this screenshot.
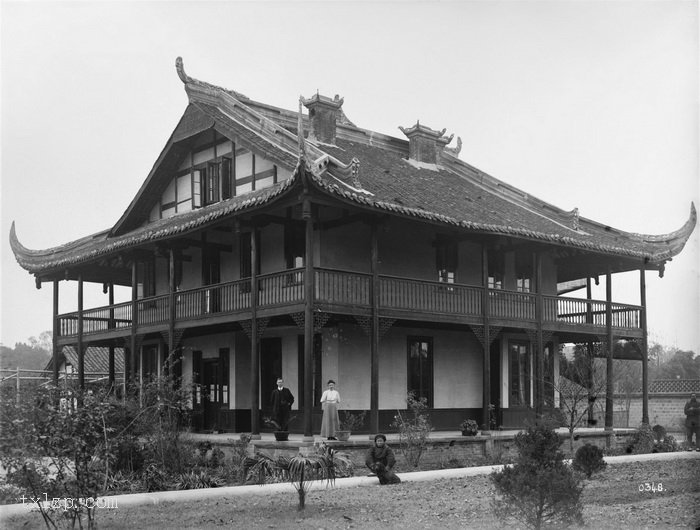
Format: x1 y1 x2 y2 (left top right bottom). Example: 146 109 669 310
1 451 698 518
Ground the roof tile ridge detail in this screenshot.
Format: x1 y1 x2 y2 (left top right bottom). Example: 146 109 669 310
440 152 581 229
176 57 250 101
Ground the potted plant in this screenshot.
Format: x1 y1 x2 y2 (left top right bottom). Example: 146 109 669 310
336 410 367 441
460 418 479 436
264 415 297 441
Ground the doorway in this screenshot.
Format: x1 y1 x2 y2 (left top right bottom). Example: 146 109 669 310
202 359 220 431
260 337 282 416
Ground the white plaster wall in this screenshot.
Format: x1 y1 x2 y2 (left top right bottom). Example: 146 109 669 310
335 323 372 409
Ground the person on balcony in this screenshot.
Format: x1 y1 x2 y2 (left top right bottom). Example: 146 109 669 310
270 377 294 431
320 379 340 440
365 434 401 484
684 393 700 449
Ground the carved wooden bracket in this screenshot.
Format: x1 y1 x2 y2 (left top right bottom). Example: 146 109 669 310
469 325 502 349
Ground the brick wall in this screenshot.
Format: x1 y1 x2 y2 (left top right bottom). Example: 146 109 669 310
237 431 634 474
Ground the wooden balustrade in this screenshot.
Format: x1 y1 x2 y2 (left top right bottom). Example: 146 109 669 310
137 295 169 325
58 301 132 336
258 269 306 307
380 275 482 316
316 268 371 307
489 290 535 320
56 269 643 338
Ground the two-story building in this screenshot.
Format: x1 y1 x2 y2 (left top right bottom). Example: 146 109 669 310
10 58 696 436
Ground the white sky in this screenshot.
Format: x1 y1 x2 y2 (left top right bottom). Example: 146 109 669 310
1 1 698 353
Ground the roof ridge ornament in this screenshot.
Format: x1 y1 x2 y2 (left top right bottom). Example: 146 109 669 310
175 56 249 100
571 207 580 230
444 136 462 158
175 56 191 84
298 96 306 161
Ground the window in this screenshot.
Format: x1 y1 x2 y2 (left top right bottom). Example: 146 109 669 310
285 222 305 268
137 259 156 298
205 163 219 204
407 337 433 407
192 169 203 208
509 340 531 407
436 237 457 283
515 253 533 293
221 157 232 200
488 251 504 289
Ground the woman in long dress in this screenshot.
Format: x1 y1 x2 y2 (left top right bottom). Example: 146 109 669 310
320 379 340 440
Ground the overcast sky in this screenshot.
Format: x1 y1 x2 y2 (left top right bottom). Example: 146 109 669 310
1 1 698 353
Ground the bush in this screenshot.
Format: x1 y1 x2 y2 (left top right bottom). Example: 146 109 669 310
175 470 225 490
625 423 655 454
390 392 433 468
459 419 479 435
655 435 679 453
651 424 666 442
491 422 584 530
573 443 607 478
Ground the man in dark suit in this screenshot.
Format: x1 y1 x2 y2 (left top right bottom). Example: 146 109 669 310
270 377 294 430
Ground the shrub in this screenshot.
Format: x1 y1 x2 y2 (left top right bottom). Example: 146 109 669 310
339 410 367 431
491 422 584 530
573 443 607 478
390 391 433 468
245 444 352 510
175 470 225 490
651 424 666 442
625 423 655 454
459 419 479 435
655 435 679 453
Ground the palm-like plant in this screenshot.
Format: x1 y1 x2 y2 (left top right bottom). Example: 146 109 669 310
244 444 351 510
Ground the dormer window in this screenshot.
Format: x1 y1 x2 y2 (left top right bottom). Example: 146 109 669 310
152 138 291 223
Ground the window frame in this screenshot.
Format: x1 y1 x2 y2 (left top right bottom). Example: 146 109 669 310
508 339 531 408
407 336 434 408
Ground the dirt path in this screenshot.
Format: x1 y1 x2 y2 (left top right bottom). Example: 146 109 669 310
4 457 699 529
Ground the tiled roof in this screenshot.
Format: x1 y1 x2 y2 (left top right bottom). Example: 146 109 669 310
10 172 299 274
45 345 125 374
310 139 696 263
10 58 697 277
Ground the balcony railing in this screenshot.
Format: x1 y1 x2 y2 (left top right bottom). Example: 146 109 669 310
57 268 642 337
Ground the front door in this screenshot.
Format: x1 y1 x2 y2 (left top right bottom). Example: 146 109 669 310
202 359 220 431
260 338 282 420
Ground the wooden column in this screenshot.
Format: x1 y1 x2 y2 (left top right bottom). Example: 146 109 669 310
129 261 138 387
250 227 260 436
481 244 491 429
108 283 115 392
303 200 314 440
586 278 595 426
77 274 85 390
167 249 176 378
370 221 380 435
52 280 60 386
535 253 544 417
640 267 649 425
605 269 614 431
